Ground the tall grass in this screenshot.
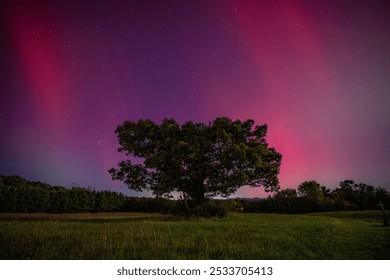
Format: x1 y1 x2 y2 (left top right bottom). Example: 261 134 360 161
0 212 389 259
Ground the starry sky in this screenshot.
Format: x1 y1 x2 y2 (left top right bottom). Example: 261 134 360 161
1 0 390 197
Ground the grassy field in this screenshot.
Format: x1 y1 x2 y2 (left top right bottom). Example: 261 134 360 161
0 211 389 259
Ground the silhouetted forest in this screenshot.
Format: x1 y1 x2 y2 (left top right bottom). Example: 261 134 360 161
0 174 389 214
241 180 390 214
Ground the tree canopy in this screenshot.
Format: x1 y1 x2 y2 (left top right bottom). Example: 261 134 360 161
109 117 282 202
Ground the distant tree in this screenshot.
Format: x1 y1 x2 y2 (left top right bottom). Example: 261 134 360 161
0 174 129 213
297 180 325 212
3 175 27 187
320 185 332 197
273 188 298 212
298 181 323 199
334 180 383 210
354 182 376 209
276 188 298 199
109 117 282 210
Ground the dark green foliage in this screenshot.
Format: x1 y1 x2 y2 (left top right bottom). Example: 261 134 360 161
273 188 299 213
332 180 387 210
241 180 390 214
195 201 227 218
297 181 325 212
2 175 28 188
109 117 282 210
0 181 50 212
1 174 389 215
0 175 125 213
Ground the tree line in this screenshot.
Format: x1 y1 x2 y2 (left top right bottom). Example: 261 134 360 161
1 174 389 215
0 175 126 213
241 180 390 214
0 174 229 216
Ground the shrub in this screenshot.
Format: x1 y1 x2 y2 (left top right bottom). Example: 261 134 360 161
196 201 227 218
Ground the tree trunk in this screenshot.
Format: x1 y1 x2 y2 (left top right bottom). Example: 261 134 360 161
182 192 191 216
191 185 206 204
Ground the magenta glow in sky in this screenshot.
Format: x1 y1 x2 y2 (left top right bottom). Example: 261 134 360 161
1 0 389 197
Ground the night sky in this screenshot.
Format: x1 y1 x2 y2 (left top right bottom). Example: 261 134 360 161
1 0 390 197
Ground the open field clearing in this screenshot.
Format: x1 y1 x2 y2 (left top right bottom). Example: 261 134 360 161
0 211 389 259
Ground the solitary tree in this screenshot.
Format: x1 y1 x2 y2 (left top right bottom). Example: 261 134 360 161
109 117 282 206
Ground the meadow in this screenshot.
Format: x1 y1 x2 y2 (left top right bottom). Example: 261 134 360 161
0 211 389 259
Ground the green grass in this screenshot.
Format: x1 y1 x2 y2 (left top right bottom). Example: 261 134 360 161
0 211 389 259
